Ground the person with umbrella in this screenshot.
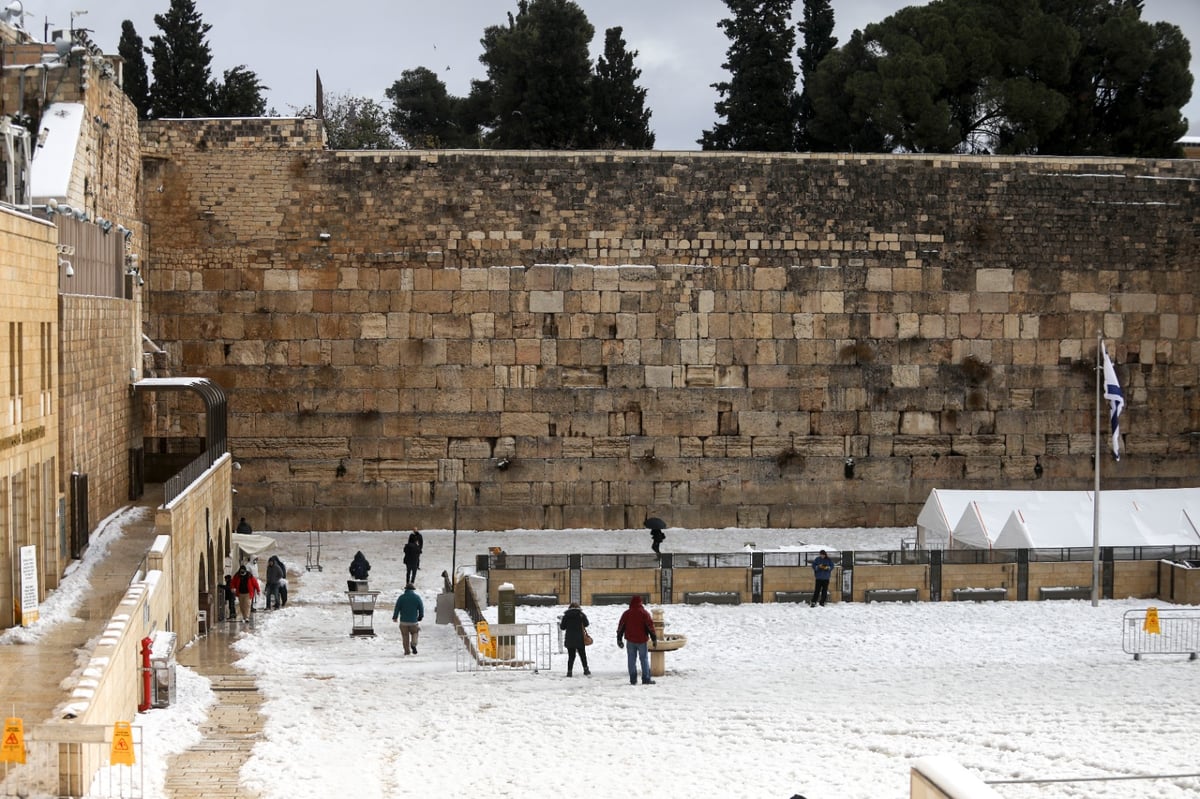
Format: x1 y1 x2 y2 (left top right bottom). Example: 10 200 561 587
645 517 666 556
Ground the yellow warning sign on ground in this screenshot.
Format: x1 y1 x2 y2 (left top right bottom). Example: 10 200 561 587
2 717 25 764
1143 607 1161 635
110 721 135 766
476 619 496 658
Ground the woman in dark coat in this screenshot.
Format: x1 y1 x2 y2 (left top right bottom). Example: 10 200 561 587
558 602 591 677
403 534 421 585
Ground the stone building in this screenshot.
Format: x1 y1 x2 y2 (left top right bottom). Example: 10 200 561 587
0 12 233 640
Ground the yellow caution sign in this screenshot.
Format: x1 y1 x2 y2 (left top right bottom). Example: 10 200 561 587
2 717 25 764
1143 607 1161 635
476 619 496 658
110 721 135 766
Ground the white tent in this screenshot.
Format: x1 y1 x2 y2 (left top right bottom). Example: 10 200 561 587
230 533 276 573
919 488 1200 550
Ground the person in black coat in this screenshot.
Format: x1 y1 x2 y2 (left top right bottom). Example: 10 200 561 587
559 602 591 677
403 535 421 585
348 551 370 590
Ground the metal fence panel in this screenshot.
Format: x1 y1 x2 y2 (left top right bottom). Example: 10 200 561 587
1122 609 1200 660
1 724 143 798
456 622 553 673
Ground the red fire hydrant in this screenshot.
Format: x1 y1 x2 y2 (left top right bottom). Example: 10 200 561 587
138 636 153 712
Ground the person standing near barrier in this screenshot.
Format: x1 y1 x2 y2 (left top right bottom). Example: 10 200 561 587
559 602 591 677
392 584 424 655
616 595 658 685
810 550 835 607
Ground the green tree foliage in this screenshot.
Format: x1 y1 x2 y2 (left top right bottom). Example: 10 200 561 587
807 0 1191 155
1037 0 1192 156
476 0 596 148
701 0 798 151
386 67 481 148
147 0 214 118
795 0 837 150
591 27 655 149
118 21 152 119
144 0 267 120
210 66 268 117
297 93 398 150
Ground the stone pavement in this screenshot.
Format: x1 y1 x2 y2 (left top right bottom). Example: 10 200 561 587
0 489 268 799
166 625 265 799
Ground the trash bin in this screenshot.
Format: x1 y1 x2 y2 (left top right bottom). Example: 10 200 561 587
149 631 177 708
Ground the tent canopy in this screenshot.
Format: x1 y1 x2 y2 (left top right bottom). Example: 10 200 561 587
231 532 276 568
917 488 1200 550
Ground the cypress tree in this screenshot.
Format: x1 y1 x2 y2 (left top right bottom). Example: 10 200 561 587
118 21 151 119
591 27 655 149
147 0 214 118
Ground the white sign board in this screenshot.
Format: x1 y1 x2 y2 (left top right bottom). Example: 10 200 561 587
19 545 39 626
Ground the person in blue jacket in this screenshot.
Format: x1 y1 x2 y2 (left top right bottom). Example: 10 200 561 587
810 550 835 607
392 584 425 655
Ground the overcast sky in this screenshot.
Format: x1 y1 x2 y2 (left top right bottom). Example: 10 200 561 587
29 0 1200 149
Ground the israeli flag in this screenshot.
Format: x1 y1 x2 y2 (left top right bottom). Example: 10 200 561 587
1101 342 1125 460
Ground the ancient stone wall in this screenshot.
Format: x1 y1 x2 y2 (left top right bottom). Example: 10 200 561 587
139 119 1200 531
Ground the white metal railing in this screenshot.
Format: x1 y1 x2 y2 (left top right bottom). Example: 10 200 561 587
456 622 553 673
0 724 143 798
1121 608 1200 660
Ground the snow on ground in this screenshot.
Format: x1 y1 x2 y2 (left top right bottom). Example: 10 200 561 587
16 520 1200 798
220 527 1200 799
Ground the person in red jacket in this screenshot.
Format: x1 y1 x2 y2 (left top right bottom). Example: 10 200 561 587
230 565 260 623
616 595 658 685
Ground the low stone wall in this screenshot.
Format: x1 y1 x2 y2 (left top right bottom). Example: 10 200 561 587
484 551 1190 606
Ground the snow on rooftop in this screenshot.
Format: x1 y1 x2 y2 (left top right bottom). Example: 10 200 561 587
29 102 82 201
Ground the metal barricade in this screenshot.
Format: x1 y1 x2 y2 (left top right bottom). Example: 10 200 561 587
1122 608 1200 660
1 724 143 798
456 622 553 673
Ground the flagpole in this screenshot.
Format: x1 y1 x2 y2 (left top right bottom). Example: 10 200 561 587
1092 332 1101 607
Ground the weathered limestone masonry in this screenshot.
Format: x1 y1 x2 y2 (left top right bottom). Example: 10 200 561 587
140 119 1200 532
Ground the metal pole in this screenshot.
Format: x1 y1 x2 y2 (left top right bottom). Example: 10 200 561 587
1092 332 1101 607
451 499 459 581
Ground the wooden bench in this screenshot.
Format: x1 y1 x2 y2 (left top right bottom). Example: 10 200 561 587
683 591 741 605
951 587 1007 602
1039 585 1091 600
591 593 650 606
515 593 558 606
864 588 919 603
774 591 811 604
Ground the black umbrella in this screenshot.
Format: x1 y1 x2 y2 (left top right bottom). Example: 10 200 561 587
644 517 666 531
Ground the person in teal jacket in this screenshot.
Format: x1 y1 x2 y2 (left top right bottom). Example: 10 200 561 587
392 584 424 655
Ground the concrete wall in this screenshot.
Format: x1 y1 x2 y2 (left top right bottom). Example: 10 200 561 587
138 120 1200 531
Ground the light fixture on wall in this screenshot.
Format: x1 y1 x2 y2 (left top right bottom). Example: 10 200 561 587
318 232 331 242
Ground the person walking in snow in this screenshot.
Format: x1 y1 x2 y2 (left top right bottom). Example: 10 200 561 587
616 595 657 685
392 584 424 655
559 602 591 677
403 534 421 585
230 565 260 623
810 550 835 607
